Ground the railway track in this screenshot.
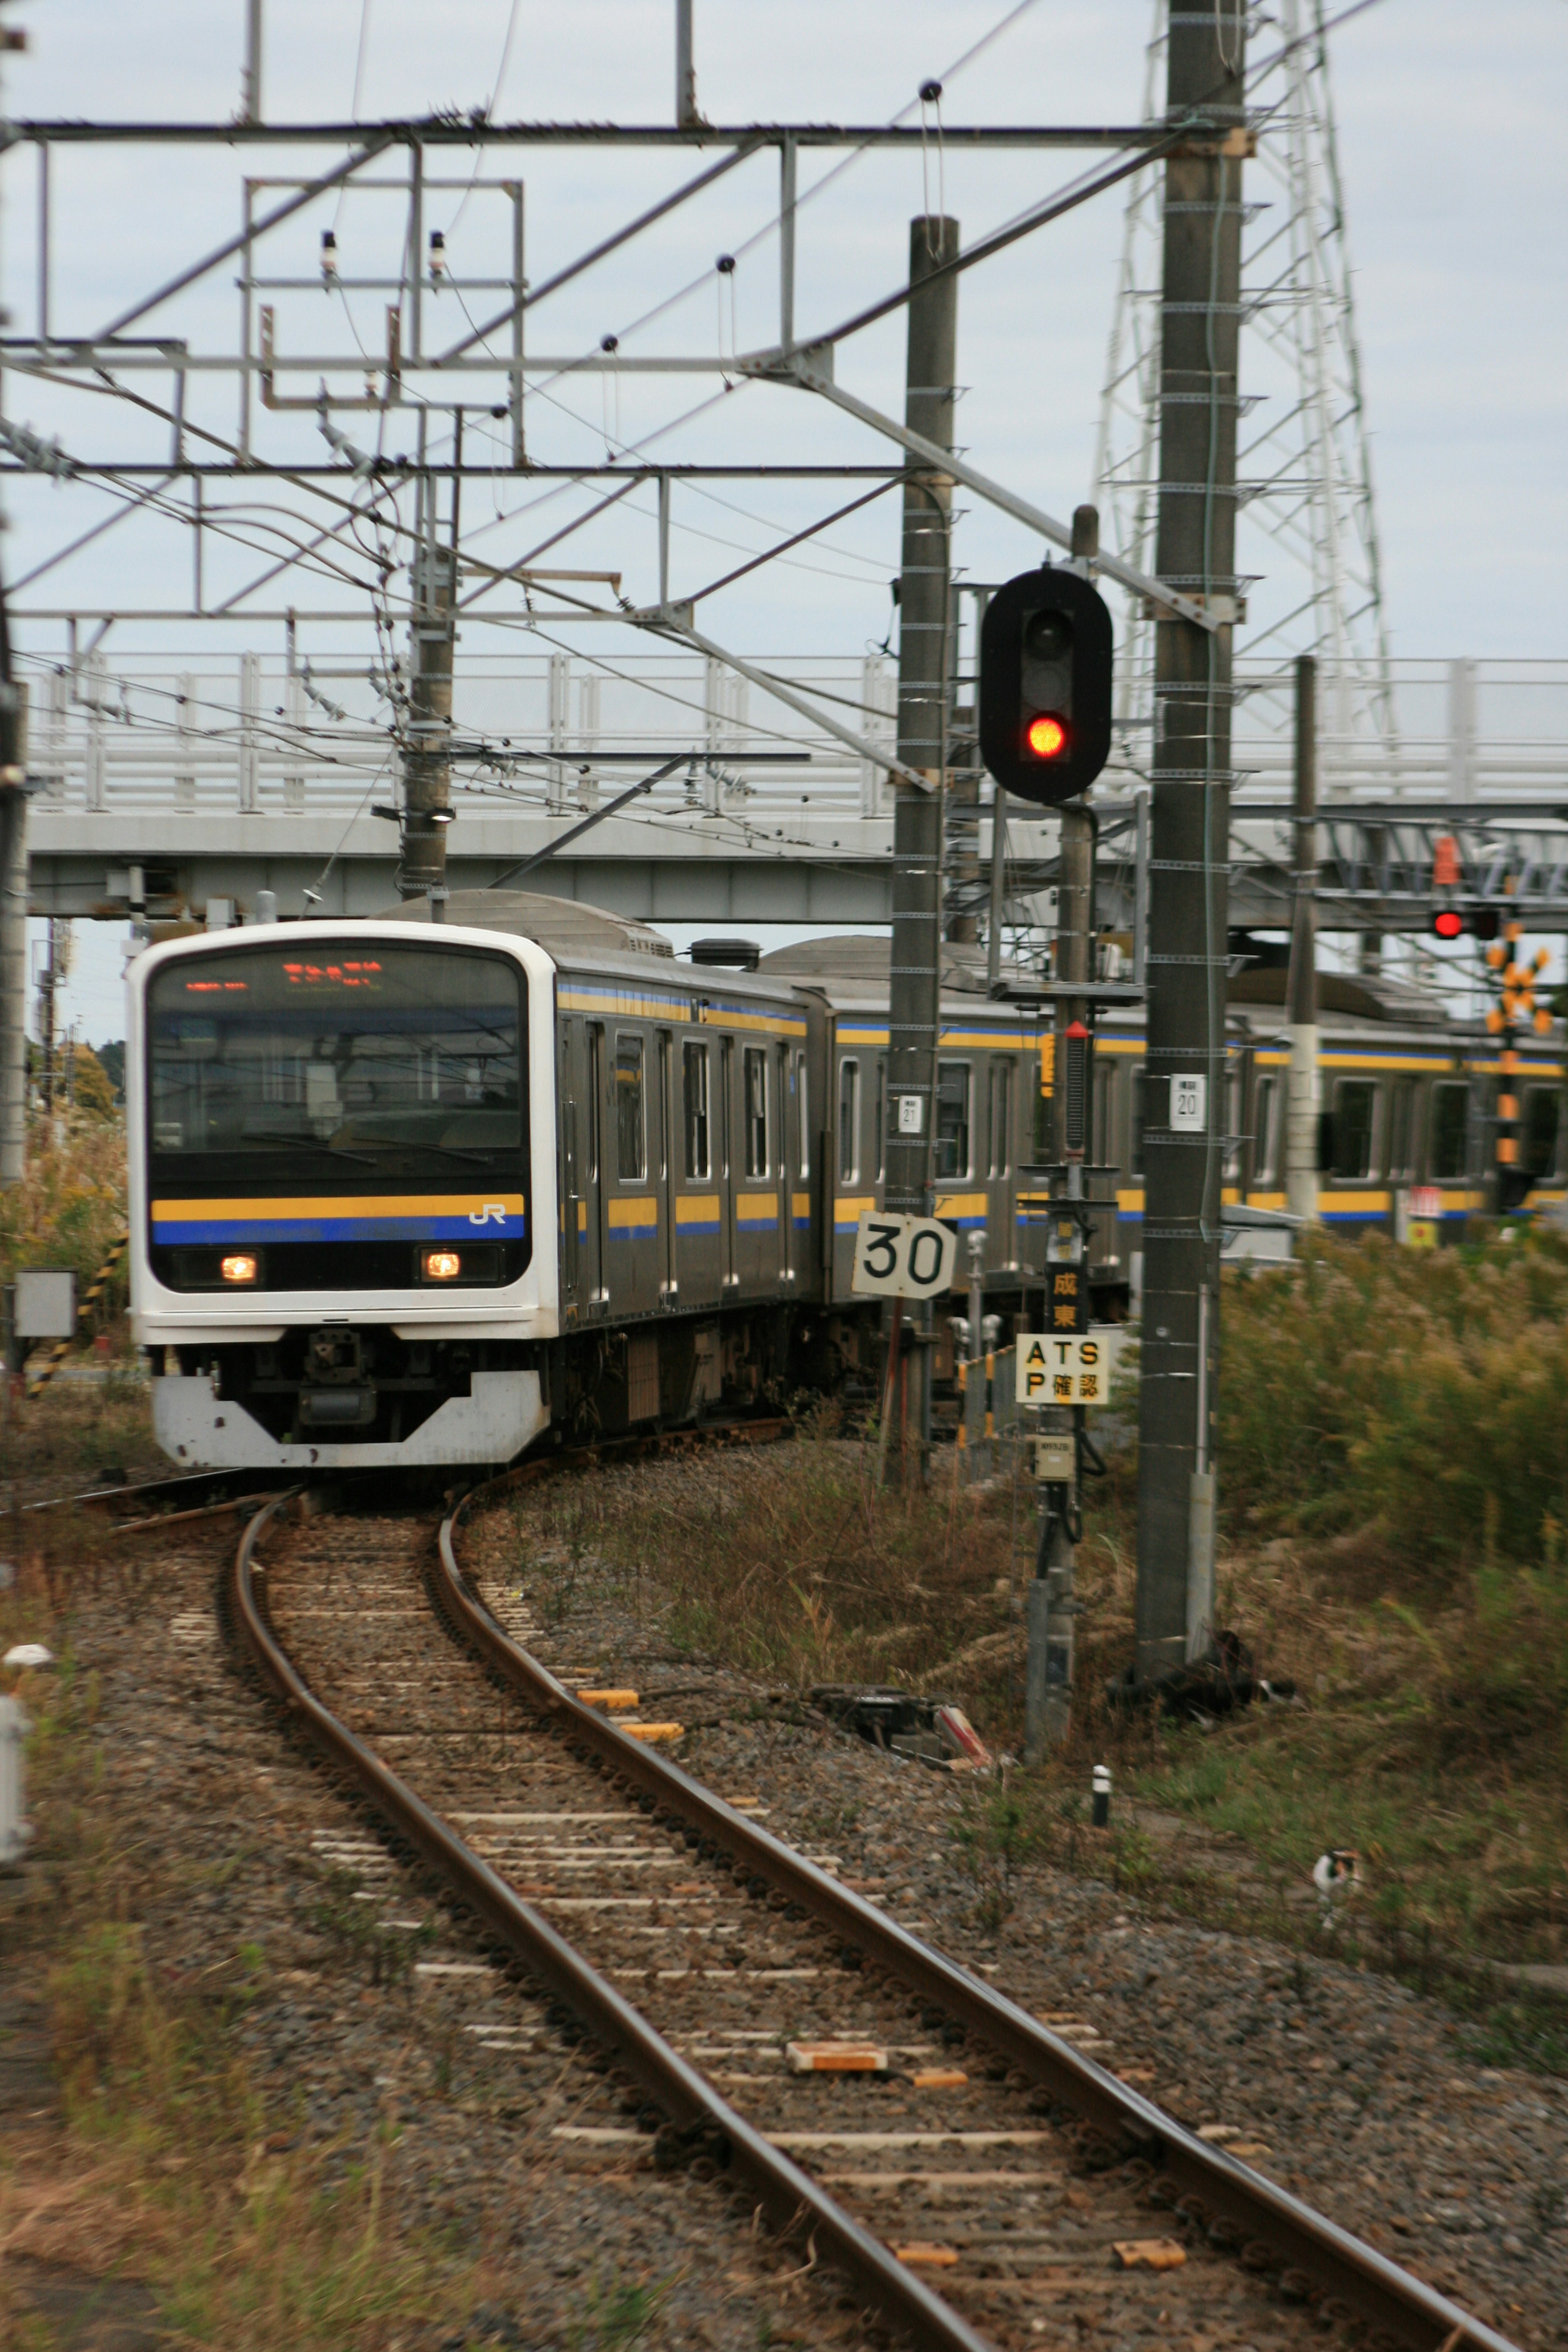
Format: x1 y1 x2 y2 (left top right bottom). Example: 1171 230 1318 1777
226 1468 1518 2352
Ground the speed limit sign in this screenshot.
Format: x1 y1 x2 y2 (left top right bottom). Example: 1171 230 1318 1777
851 1212 959 1301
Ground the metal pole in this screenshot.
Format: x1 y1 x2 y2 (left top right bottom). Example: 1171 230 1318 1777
1134 1 1245 1686
885 214 958 1485
779 134 797 352
242 0 263 126
675 0 702 130
1286 652 1320 1225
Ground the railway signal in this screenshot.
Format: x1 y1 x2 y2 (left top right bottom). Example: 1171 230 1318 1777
978 566 1114 804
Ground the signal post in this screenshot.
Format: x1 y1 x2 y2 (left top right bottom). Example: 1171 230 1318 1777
978 518 1117 1755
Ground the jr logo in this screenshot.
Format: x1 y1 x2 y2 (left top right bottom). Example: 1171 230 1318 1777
468 1203 510 1227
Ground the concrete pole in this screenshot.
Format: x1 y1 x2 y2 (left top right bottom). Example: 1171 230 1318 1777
1134 2 1246 1685
884 216 958 1478
399 497 457 900
1286 653 1321 1225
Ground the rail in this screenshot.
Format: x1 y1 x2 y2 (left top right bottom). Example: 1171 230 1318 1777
223 1471 1521 2352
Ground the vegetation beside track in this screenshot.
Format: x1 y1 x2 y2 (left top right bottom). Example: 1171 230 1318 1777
488 1231 1568 2066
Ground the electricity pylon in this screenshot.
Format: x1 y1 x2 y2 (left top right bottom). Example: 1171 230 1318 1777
1093 0 1397 778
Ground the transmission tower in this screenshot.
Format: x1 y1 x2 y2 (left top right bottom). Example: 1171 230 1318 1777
1093 0 1397 775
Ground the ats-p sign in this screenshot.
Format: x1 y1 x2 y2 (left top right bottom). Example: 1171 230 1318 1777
1016 1330 1124 1408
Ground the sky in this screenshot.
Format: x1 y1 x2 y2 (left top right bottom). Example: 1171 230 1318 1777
10 0 1567 1041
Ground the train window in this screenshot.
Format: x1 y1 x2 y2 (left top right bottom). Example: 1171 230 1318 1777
795 1051 810 1177
1130 1068 1146 1177
1330 1079 1378 1181
989 1060 1013 1180
615 1033 646 1182
874 1060 886 1182
1091 1062 1112 1170
1523 1087 1561 1180
1253 1074 1281 1185
1430 1082 1469 1182
683 1041 710 1181
743 1047 770 1178
935 1063 971 1181
838 1059 860 1183
1388 1080 1417 1182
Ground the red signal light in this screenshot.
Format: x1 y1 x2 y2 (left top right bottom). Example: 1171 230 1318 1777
1026 713 1068 760
1432 909 1464 941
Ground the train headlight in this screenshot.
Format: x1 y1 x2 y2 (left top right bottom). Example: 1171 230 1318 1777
220 1253 259 1285
423 1248 462 1281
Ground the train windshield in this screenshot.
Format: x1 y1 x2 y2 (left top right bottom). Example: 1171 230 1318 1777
147 941 524 1182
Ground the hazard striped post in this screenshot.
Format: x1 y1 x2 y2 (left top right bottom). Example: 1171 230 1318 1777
24 1232 129 1400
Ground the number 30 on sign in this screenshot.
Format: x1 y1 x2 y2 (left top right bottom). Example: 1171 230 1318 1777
851 1212 959 1300
1016 1331 1123 1407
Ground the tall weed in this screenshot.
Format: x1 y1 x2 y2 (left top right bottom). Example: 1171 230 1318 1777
1219 1229 1568 1569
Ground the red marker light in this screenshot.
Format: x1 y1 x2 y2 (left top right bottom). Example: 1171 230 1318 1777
1026 713 1068 760
1432 909 1464 941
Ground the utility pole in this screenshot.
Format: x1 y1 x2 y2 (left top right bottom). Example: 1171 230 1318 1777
1286 653 1320 1225
0 610 24 1187
1134 1 1246 1683
884 214 958 1478
399 456 458 900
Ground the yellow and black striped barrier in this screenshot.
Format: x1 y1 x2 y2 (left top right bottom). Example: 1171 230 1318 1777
24 1232 130 1401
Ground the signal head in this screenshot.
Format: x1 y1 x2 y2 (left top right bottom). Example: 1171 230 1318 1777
1026 713 1068 760
1432 908 1464 942
979 567 1114 806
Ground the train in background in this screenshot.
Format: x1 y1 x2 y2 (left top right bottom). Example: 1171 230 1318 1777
126 893 1565 1471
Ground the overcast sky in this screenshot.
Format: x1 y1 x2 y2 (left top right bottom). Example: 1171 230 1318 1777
11 0 1566 1039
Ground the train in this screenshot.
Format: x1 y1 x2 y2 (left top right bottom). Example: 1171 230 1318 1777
126 890 1566 1471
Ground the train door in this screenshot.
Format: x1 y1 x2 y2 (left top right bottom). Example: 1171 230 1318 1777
778 1041 795 1287
719 1036 738 1294
656 1029 678 1303
584 1023 608 1310
559 1018 582 1323
609 1026 659 1314
677 1034 721 1308
986 1054 1016 1273
791 1046 811 1290
734 1041 777 1293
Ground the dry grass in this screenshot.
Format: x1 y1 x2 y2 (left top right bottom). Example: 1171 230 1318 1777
490 1408 1038 1733
2 1616 493 2349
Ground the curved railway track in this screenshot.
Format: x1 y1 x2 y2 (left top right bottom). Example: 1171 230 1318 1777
225 1468 1519 2352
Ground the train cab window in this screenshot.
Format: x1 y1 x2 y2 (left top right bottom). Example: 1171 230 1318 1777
795 1051 810 1176
1252 1074 1281 1185
874 1060 886 1181
989 1060 1013 1180
743 1047 770 1178
615 1033 646 1181
935 1062 971 1181
1330 1079 1379 1181
682 1041 710 1181
838 1058 860 1183
1523 1087 1561 1181
1431 1081 1470 1182
1130 1068 1146 1177
1388 1080 1417 1183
